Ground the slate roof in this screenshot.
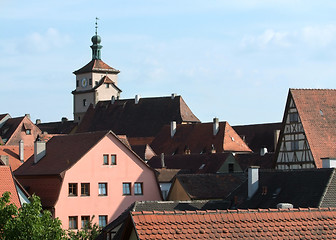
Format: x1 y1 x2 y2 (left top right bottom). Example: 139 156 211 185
76 95 200 138
14 131 109 176
37 120 77 134
234 152 275 171
284 89 336 168
173 173 246 200
226 168 336 209
147 153 233 174
128 208 336 239
73 59 120 74
0 145 34 171
0 165 21 208
233 122 282 153
151 121 252 155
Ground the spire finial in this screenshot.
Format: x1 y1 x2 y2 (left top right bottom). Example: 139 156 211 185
95 17 99 35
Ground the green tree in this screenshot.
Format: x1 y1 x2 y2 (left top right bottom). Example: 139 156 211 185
0 192 65 240
67 216 101 240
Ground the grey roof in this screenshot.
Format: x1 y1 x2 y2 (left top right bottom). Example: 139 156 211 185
226 168 336 209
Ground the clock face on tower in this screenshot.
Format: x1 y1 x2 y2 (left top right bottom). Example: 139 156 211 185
81 78 88 88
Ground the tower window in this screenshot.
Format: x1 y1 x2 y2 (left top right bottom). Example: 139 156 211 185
83 99 87 106
95 81 98 86
76 80 79 87
89 78 92 85
105 83 109 88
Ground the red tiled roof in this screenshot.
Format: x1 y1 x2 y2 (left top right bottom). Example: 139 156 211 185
0 166 21 208
151 121 252 155
0 146 34 171
73 59 120 74
130 208 336 239
14 131 109 176
290 89 336 168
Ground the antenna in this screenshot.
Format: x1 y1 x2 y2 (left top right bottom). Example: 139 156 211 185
95 17 99 35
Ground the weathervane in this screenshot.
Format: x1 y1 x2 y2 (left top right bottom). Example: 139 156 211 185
95 17 99 35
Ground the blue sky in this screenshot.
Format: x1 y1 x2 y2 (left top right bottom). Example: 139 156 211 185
1 1 336 125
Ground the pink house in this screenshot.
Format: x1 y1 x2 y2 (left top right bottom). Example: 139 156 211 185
14 131 162 229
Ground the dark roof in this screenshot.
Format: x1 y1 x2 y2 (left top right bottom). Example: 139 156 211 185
285 89 336 168
14 131 109 176
130 144 156 160
232 122 282 153
0 117 24 143
73 59 120 74
174 173 246 200
234 152 275 171
76 95 200 138
155 168 187 182
37 120 77 134
129 208 336 239
226 168 336 209
147 153 233 173
151 121 252 155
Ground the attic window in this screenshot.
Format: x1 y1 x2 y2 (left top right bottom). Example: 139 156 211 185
26 129 31 135
228 163 234 173
289 112 298 123
320 109 324 116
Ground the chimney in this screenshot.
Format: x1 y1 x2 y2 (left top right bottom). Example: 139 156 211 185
135 95 141 104
111 96 115 104
160 153 166 168
248 166 259 199
34 136 46 164
277 203 293 209
213 118 219 136
171 93 177 99
19 140 24 163
322 157 336 168
61 117 68 123
35 119 41 125
170 121 176 138
0 155 9 166
25 114 31 120
260 147 268 156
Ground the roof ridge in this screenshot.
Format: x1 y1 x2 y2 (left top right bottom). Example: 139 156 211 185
132 207 336 215
290 88 336 91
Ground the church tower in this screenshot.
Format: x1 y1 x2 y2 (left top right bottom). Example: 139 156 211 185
72 20 121 122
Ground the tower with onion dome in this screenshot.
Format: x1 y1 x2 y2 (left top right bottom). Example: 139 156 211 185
72 18 122 122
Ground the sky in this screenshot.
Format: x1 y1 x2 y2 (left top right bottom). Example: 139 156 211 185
1 1 336 125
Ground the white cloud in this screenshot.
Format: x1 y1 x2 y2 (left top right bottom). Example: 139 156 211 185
302 25 336 47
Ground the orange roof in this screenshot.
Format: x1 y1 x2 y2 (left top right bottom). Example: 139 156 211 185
0 166 21 208
151 121 252 155
130 208 336 239
0 145 34 171
290 89 336 167
73 59 120 74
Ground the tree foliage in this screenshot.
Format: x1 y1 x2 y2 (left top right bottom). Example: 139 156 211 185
0 192 102 240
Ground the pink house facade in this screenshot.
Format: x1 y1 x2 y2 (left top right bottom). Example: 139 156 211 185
14 131 162 229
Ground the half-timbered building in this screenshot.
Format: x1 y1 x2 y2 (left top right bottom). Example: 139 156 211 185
275 89 336 169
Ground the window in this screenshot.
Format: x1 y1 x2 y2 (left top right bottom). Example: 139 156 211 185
289 112 298 123
105 83 109 88
123 183 131 195
89 78 92 85
81 183 90 196
25 129 31 135
76 80 79 87
81 216 90 228
69 183 78 196
134 182 143 195
99 215 107 227
95 81 98 86
228 163 234 173
83 99 87 106
103 154 109 165
111 154 117 165
69 216 78 229
98 183 107 196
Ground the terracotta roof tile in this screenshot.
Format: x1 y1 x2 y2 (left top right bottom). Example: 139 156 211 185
130 208 336 239
73 59 120 74
151 121 251 155
0 166 21 208
289 89 336 168
0 145 34 171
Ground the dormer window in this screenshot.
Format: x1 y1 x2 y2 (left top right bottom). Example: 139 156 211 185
26 129 31 135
